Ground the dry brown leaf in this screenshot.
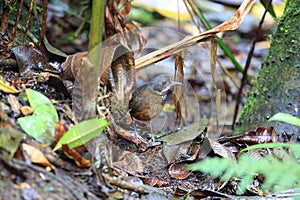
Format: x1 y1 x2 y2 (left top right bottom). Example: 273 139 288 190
208 138 236 161
158 119 208 145
232 126 281 144
61 51 88 80
198 138 236 161
0 79 19 93
20 106 33 116
105 0 146 52
135 0 255 69
113 150 144 175
210 40 217 89
168 163 191 180
184 134 204 161
61 44 120 92
205 0 255 34
62 144 91 168
98 44 121 86
22 143 55 170
54 121 67 146
173 54 185 126
7 94 21 114
143 177 168 187
111 46 135 105
172 94 182 126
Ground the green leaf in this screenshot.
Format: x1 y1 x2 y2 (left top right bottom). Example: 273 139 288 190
186 157 233 178
17 89 58 144
186 150 300 194
239 143 300 154
260 0 277 19
268 112 300 126
18 115 54 144
53 118 109 151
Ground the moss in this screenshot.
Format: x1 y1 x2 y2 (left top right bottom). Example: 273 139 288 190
235 0 300 139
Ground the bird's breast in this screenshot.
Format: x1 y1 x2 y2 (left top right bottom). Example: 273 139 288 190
129 88 167 121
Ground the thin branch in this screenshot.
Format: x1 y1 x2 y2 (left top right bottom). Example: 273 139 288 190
12 0 24 39
0 3 9 33
23 0 34 42
40 0 48 47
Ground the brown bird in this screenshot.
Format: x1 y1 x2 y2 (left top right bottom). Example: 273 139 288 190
129 75 182 121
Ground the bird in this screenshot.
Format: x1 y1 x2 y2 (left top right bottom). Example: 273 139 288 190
128 75 182 121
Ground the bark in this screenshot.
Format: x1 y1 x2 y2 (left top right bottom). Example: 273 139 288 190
235 0 300 141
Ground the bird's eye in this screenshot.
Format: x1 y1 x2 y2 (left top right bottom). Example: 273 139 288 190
162 81 167 85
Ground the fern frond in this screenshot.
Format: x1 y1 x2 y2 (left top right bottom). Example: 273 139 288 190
186 145 300 194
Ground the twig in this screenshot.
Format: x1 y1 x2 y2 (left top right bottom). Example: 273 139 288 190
0 3 9 33
23 0 34 42
40 0 48 47
103 174 147 195
8 20 39 44
12 0 24 39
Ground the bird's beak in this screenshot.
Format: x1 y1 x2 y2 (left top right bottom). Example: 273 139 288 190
171 81 182 87
161 81 182 93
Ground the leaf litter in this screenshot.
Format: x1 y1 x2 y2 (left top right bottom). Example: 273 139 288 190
1 0 298 199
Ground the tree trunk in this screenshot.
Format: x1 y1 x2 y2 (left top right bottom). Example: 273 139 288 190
235 0 300 141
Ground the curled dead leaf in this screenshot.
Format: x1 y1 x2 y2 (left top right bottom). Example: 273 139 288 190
20 106 33 116
54 121 67 147
200 138 236 161
111 46 135 105
61 51 88 80
173 54 185 125
168 163 191 180
105 0 146 52
62 144 91 168
21 143 55 170
135 0 255 69
7 94 21 115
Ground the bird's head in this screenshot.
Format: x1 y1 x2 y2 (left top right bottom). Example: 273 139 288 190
150 75 182 96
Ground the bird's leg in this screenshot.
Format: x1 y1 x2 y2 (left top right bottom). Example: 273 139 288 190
132 119 160 149
149 120 156 142
132 117 140 144
146 120 163 147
